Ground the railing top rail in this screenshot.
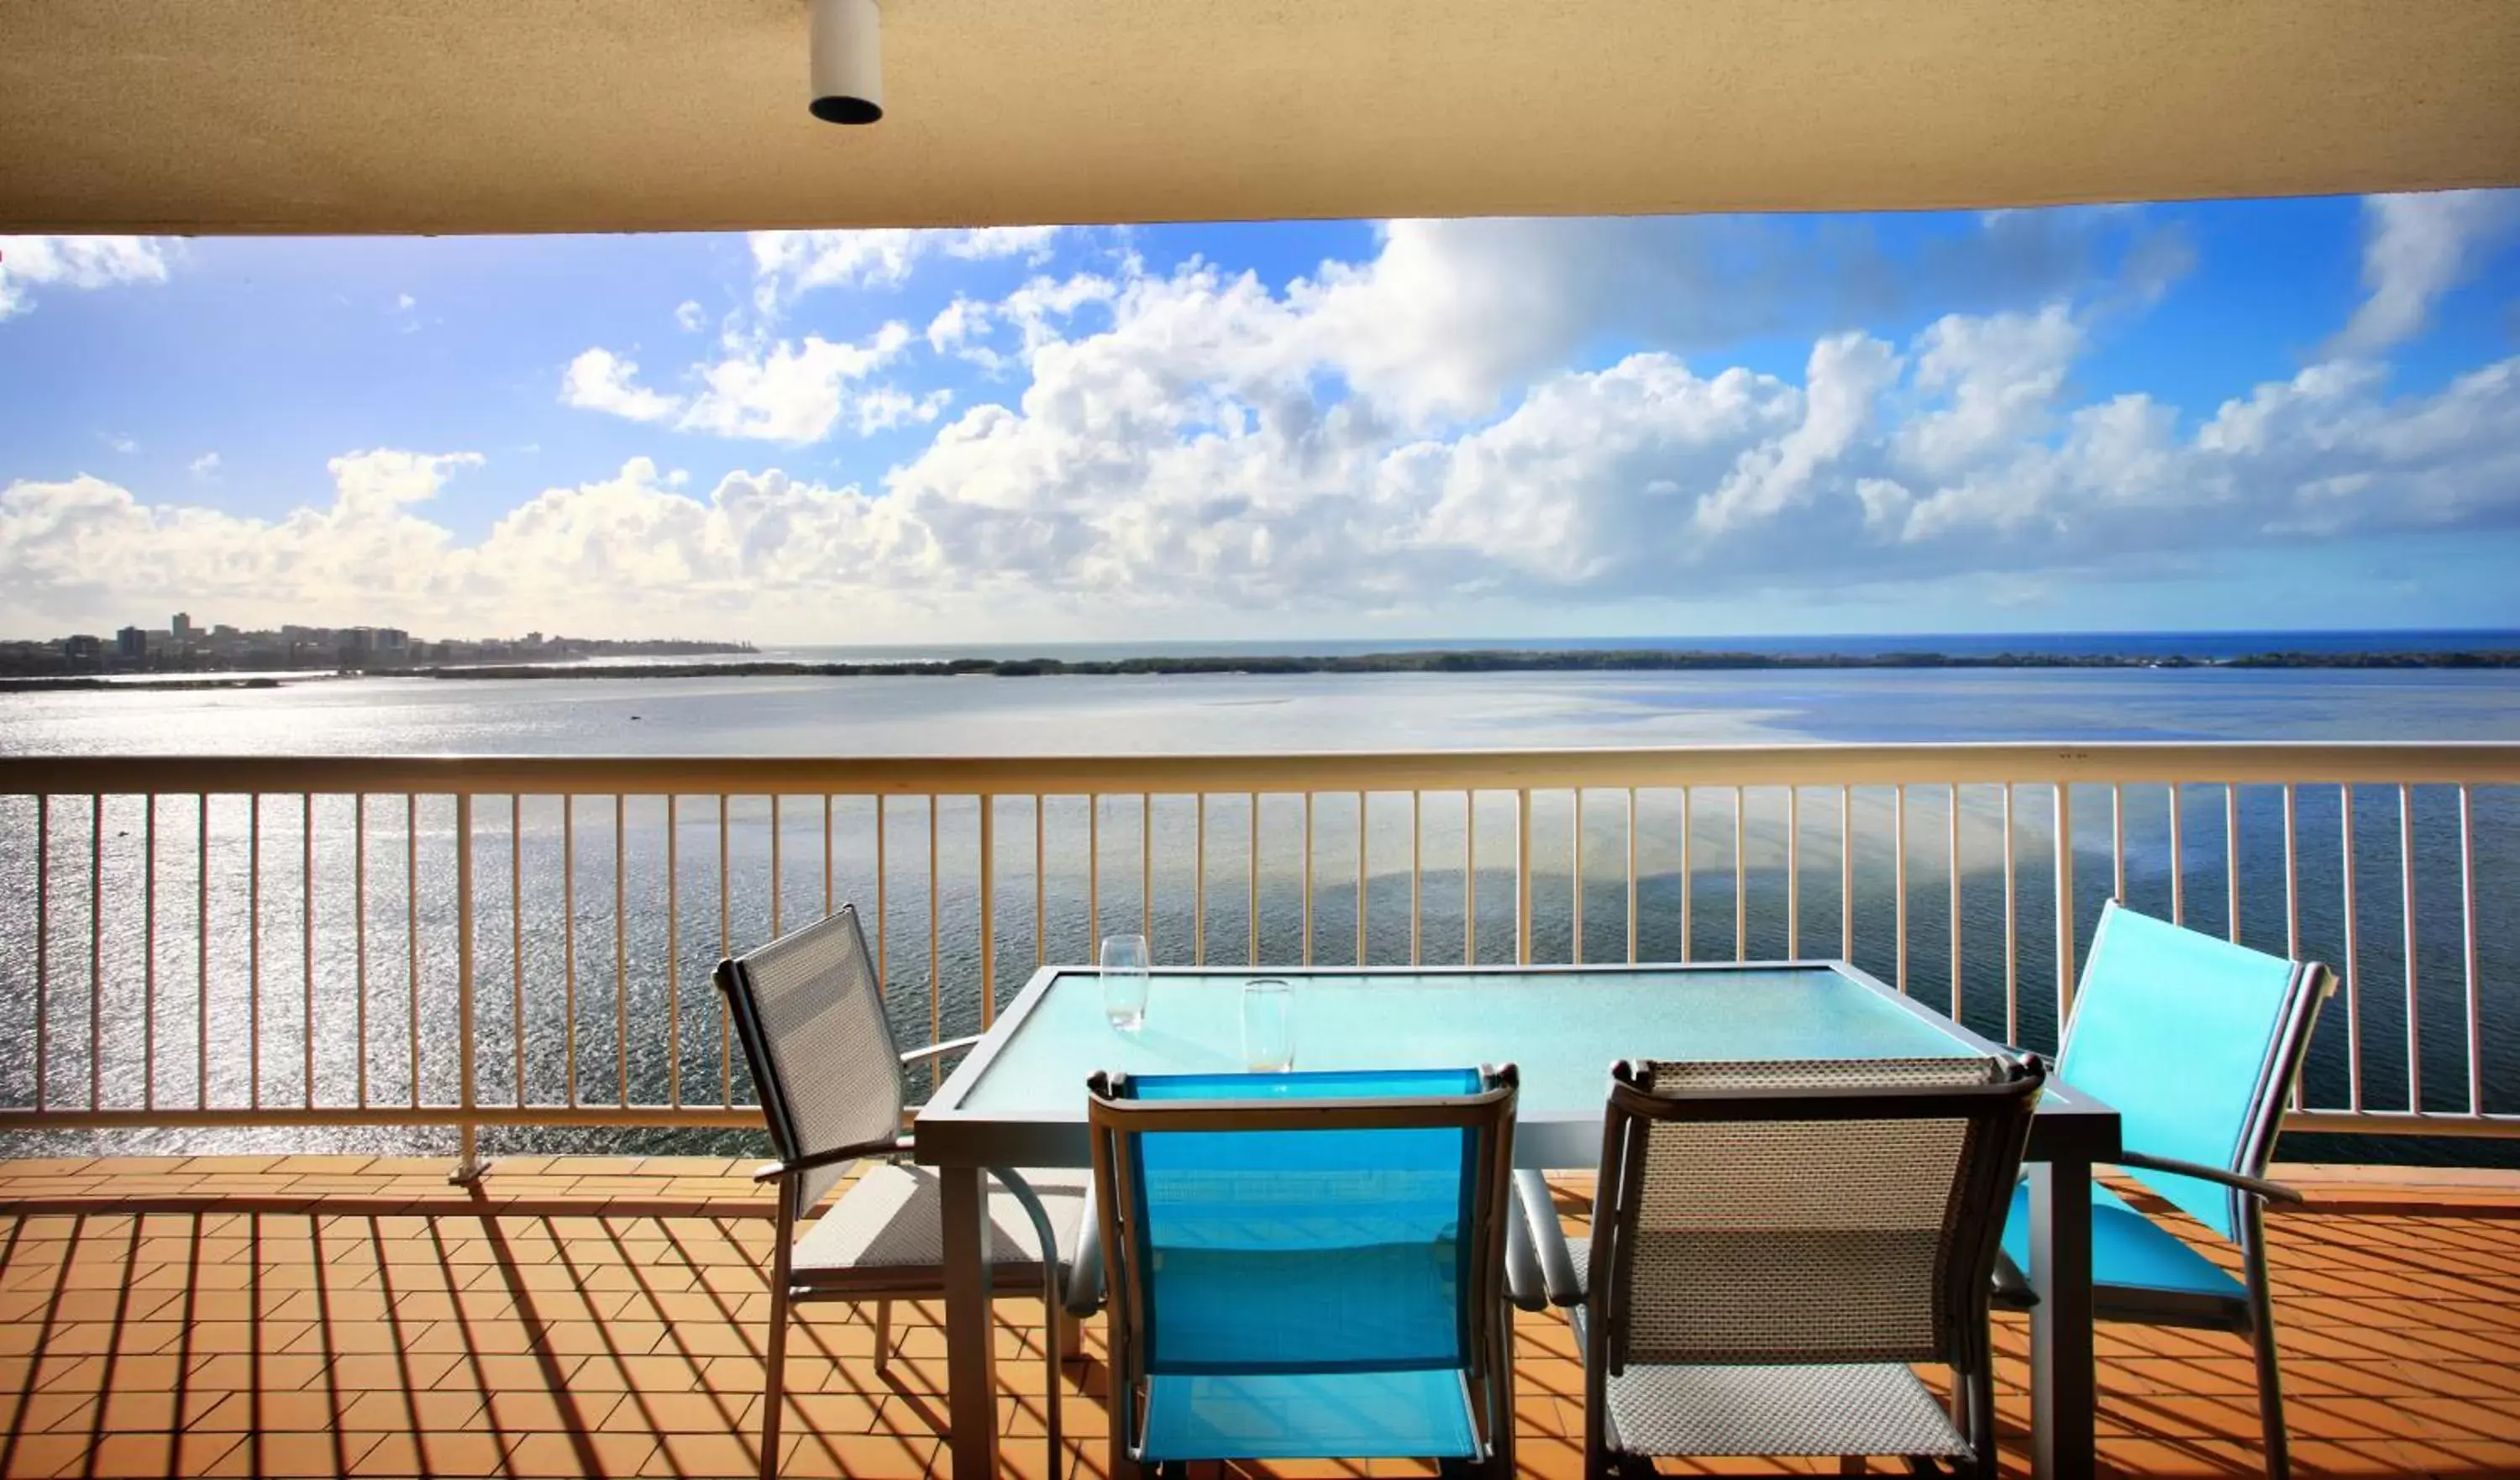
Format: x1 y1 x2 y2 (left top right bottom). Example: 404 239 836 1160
2 742 2517 794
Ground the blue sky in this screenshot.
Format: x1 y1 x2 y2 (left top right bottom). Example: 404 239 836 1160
2 193 2517 643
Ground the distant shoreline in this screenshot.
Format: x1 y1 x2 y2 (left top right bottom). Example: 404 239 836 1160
9 648 2518 694
409 648 2520 680
0 676 291 695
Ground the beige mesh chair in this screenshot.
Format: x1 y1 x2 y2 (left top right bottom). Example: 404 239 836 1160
715 905 1089 1480
1520 1055 2045 1478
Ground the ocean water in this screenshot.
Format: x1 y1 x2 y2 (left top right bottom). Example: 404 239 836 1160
1 659 2515 1165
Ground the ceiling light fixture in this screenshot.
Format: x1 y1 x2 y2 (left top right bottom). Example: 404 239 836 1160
808 0 883 125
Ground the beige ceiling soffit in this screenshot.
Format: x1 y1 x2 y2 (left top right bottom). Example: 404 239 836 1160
3 0 2517 236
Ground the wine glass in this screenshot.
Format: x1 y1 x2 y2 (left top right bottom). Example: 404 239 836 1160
1100 934 1150 1031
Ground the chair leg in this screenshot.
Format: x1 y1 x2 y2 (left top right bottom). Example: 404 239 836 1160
1042 1265 1066 1479
1966 1357 1998 1480
2244 1212 2291 1480
1572 1304 1614 1480
2251 1319 2291 1480
2252 1323 2290 1480
1485 1309 1516 1480
1108 1400 1139 1480
1581 1383 1612 1478
761 1206 794 1480
761 1286 790 1480
872 1297 894 1374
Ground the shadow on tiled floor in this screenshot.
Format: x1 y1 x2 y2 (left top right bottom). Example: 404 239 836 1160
0 1157 2515 1477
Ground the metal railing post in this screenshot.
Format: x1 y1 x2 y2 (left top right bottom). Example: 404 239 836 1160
979 795 996 1027
2053 782 2076 1039
1515 789 1533 965
451 792 483 1183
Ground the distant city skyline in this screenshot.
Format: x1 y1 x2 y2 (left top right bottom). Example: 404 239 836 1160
3 193 2518 643
38 610 730 647
0 609 748 677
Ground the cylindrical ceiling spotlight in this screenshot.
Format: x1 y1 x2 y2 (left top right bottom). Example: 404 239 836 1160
809 0 882 124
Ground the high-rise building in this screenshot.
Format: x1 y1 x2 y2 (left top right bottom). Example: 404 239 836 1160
116 626 147 659
171 612 194 643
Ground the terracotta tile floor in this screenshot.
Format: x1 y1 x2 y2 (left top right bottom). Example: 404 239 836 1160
0 1157 2515 1478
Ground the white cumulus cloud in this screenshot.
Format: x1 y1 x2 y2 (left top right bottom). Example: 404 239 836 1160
568 222 990 442
560 349 683 423
564 327 918 443
856 386 957 435
20 197 2520 639
2326 191 2520 359
0 236 176 319
15 307 2520 639
856 227 2520 616
749 226 1067 308
1 450 483 632
564 323 919 443
676 324 916 443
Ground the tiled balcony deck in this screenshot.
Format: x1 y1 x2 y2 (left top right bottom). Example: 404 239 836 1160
0 1156 2513 1479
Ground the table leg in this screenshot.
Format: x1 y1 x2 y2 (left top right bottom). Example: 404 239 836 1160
2029 1158 2097 1480
940 1164 1000 1480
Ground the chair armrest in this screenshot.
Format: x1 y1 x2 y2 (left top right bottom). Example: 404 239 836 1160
899 1035 984 1120
2114 1150 2305 1207
751 1133 910 1183
1514 1169 1585 1308
1063 1183 1105 1316
986 1166 1065 1269
1504 1185 1548 1312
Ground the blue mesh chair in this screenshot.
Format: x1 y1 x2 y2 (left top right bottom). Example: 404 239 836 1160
1084 1066 1526 1480
1994 902 2334 1480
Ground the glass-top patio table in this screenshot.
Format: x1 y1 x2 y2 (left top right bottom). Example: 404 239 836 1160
914 962 2120 1480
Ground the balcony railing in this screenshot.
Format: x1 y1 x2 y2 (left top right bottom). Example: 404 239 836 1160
2 743 2515 1168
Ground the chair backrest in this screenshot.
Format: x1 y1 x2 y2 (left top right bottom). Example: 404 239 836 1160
1086 1067 1518 1383
1591 1054 2044 1371
715 905 905 1219
2061 901 2332 1241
